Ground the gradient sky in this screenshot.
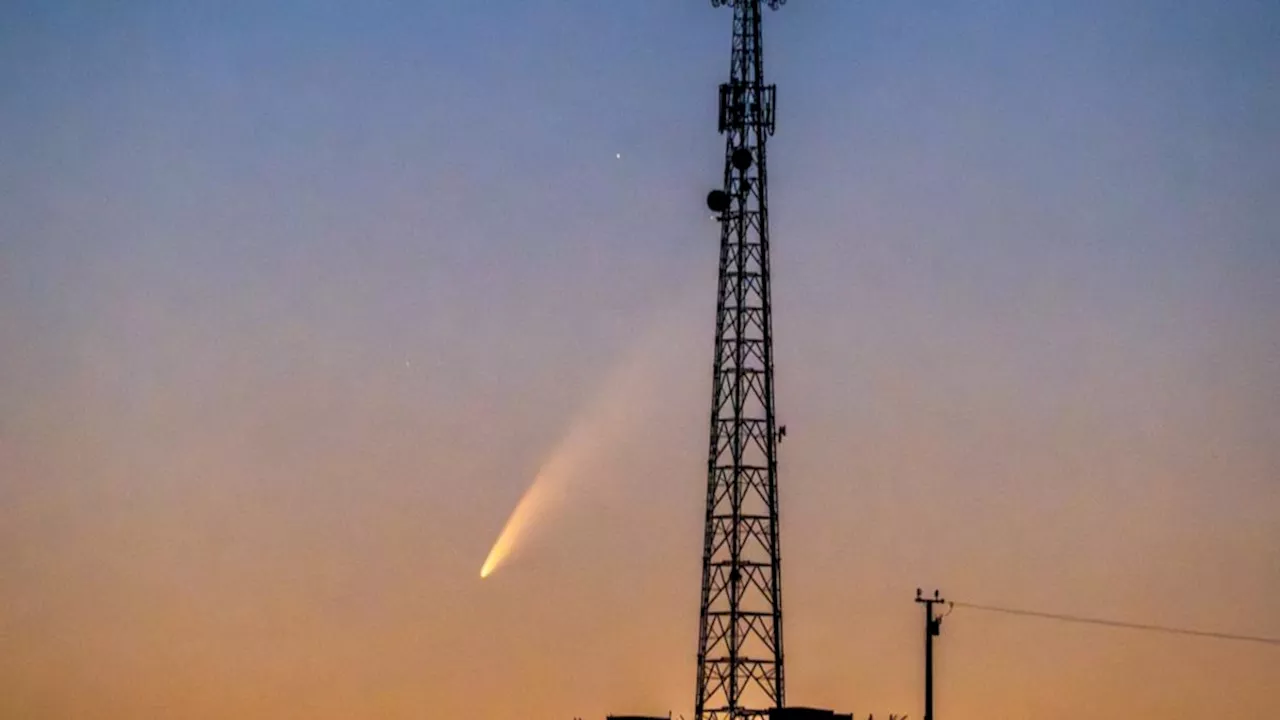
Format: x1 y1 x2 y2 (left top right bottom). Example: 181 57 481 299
2 1 1278 718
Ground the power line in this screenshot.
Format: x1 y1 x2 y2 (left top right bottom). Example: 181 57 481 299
952 600 1280 647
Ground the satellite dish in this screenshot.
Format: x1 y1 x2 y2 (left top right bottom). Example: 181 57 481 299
732 148 753 170
706 190 730 213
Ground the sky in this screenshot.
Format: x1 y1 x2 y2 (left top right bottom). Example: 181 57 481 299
1 1 1278 718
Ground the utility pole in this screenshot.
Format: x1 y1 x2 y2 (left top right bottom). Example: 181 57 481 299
914 589 945 720
695 1 788 719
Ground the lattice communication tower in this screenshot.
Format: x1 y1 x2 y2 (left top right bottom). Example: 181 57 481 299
695 1 788 719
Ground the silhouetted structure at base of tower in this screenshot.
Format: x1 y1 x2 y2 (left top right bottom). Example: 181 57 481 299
604 707 876 720
770 710 908 720
769 708 853 720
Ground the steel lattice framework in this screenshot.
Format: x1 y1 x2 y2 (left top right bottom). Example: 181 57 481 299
696 2 787 719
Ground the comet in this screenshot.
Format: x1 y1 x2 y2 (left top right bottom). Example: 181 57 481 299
478 295 700 579
479 464 569 579
477 363 637 579
479 476 547 578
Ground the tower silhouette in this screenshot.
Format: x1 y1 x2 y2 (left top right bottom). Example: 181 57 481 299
696 2 787 719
